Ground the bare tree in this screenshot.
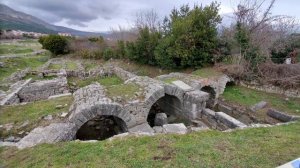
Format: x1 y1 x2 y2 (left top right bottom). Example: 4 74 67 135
134 9 160 32
233 0 297 58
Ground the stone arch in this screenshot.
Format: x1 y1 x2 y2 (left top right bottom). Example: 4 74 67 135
69 103 134 136
147 93 185 127
75 115 127 141
201 85 217 108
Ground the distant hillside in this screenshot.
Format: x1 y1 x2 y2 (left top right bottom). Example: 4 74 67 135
0 4 105 37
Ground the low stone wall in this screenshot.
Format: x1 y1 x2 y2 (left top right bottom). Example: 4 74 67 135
0 79 32 105
18 77 69 102
200 108 247 130
240 82 300 98
4 68 30 82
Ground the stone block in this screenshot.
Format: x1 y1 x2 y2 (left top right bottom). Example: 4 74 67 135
267 109 300 122
172 80 193 91
215 112 247 128
154 113 168 126
153 126 163 133
128 123 154 134
250 101 267 112
162 123 187 134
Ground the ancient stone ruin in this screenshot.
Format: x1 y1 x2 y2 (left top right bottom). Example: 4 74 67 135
0 59 299 149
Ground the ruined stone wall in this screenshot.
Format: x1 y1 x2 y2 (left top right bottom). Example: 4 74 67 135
18 77 69 102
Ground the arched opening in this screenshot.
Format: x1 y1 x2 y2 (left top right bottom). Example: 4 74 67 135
201 86 216 108
147 94 190 127
76 115 127 141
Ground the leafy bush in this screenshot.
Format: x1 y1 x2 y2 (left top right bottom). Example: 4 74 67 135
39 35 68 56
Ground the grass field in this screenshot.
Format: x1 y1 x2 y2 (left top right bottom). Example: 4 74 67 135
0 96 73 138
0 45 34 55
0 121 299 168
222 85 300 115
0 55 49 81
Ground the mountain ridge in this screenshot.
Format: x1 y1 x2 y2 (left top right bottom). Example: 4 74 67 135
0 4 105 37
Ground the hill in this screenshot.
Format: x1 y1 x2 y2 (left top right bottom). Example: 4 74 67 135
0 4 104 37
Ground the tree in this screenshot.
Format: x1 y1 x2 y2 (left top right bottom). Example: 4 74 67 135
155 3 221 68
40 35 68 56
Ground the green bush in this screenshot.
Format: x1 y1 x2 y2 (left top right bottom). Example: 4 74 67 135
39 35 68 56
103 48 115 60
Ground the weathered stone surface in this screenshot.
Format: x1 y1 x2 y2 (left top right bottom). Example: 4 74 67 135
215 112 247 128
48 93 72 99
18 77 69 102
0 78 32 105
153 126 163 133
218 103 233 114
250 101 267 112
162 123 188 134
267 109 300 122
129 123 154 134
172 80 193 91
17 123 76 149
189 126 209 132
154 113 168 126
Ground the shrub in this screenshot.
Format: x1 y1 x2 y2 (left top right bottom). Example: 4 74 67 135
40 35 68 56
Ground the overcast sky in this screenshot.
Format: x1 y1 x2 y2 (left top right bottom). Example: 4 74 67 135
0 0 299 32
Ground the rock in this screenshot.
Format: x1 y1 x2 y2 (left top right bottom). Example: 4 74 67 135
0 62 5 68
129 123 154 134
162 123 188 134
48 93 72 99
3 123 14 131
190 126 209 132
18 131 25 135
43 115 53 120
0 141 17 147
17 120 29 129
55 105 64 109
153 126 163 133
60 112 68 118
4 136 20 142
267 109 300 122
154 113 168 126
250 101 267 112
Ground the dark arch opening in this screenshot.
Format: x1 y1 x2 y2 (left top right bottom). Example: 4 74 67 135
201 86 216 108
147 94 190 127
76 115 127 141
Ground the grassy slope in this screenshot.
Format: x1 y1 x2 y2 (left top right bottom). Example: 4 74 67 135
0 121 299 168
0 55 49 81
222 85 300 115
0 96 73 137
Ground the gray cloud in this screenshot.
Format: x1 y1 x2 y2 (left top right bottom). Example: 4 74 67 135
0 0 298 32
0 0 119 27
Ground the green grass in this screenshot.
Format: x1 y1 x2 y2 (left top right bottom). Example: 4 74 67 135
66 62 78 70
162 77 178 84
84 61 101 71
222 85 300 115
68 75 123 88
0 56 49 81
47 63 62 70
0 121 299 168
106 84 141 99
0 45 34 55
192 67 223 78
0 96 73 138
99 76 123 87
